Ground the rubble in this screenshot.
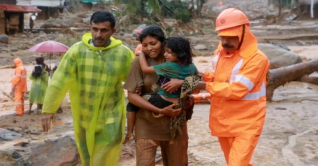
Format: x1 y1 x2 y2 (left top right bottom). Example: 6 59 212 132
194 44 207 50
258 43 302 69
0 150 24 166
0 34 8 44
0 128 22 141
26 135 79 166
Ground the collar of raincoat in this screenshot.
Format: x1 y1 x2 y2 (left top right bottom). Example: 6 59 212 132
82 33 122 51
216 25 258 59
14 58 23 67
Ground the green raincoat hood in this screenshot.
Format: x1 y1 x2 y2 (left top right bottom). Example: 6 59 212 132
82 33 122 51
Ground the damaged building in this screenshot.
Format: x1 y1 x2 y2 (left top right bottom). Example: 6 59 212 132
0 3 41 34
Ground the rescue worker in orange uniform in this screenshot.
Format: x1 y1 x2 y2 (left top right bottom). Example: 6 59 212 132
11 58 27 116
195 8 270 165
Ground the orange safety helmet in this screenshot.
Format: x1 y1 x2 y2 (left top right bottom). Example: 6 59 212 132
215 8 250 31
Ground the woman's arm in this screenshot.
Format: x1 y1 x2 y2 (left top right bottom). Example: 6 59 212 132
128 92 181 117
137 51 156 74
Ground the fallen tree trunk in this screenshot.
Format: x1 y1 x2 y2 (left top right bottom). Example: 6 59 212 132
267 59 318 101
300 75 318 85
0 65 15 69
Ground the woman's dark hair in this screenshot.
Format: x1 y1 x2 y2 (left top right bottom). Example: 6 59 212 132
164 36 193 65
90 11 116 29
139 25 166 43
35 56 44 65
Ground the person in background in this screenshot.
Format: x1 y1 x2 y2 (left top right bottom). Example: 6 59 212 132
11 58 27 116
28 56 49 115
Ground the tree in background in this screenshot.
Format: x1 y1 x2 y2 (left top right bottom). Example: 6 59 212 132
196 0 208 16
115 0 161 21
69 0 82 11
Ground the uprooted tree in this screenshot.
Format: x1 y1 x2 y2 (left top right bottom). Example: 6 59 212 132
267 59 318 101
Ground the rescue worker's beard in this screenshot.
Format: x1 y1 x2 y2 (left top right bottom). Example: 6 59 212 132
222 44 235 54
222 44 234 48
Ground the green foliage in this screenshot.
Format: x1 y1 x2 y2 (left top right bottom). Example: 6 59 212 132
114 0 160 16
161 0 191 23
161 0 187 16
165 26 174 37
173 9 191 23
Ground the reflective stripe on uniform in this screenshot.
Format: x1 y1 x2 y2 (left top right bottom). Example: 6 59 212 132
212 53 220 72
15 102 24 105
15 74 27 78
235 75 254 91
230 59 243 83
228 58 265 100
242 82 266 100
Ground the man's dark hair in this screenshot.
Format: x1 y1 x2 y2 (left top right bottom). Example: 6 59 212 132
90 11 116 29
164 36 193 65
139 25 166 43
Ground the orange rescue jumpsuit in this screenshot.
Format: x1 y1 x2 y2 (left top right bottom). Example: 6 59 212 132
11 58 27 115
203 25 270 166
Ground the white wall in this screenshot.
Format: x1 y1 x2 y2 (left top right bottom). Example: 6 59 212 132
17 0 65 7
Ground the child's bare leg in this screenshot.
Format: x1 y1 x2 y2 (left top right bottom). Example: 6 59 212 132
123 111 136 144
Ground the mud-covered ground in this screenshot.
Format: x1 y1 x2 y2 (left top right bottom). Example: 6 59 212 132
1 47 318 165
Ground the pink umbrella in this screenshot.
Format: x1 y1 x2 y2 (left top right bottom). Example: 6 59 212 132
28 40 69 70
28 40 69 53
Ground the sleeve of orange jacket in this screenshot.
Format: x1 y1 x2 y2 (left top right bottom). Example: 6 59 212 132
12 68 21 86
205 54 269 100
203 72 215 82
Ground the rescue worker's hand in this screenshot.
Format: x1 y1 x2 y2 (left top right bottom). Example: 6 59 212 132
160 103 181 117
162 79 184 93
41 113 56 133
193 81 207 94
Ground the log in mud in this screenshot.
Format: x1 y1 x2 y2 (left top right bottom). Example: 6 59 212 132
267 59 318 101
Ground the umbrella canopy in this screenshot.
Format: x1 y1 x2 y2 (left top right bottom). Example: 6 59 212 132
28 40 69 53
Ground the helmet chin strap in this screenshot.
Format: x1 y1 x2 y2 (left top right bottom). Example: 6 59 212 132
237 25 245 50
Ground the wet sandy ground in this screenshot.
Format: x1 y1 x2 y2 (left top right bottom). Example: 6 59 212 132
0 46 318 165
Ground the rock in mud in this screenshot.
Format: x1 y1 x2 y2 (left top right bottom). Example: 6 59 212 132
0 150 24 166
258 43 302 69
0 128 22 141
40 18 70 28
0 34 8 44
194 44 207 50
26 135 79 166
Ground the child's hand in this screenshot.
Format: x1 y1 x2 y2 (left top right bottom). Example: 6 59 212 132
135 87 142 96
161 78 184 93
137 51 145 57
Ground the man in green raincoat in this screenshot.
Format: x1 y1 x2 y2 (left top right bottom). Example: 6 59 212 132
41 11 134 166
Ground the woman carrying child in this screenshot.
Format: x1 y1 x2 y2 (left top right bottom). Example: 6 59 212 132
124 25 198 166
